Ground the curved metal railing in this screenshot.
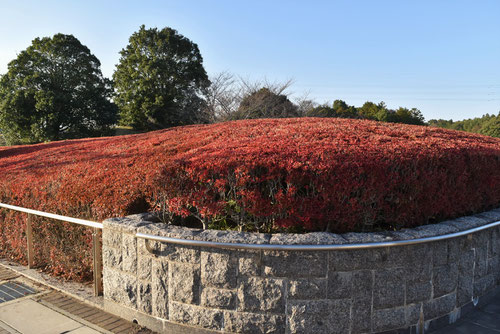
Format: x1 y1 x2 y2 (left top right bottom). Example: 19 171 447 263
135 219 500 252
2 200 499 295
0 202 103 296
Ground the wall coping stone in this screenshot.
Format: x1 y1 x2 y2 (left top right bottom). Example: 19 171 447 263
105 207 500 246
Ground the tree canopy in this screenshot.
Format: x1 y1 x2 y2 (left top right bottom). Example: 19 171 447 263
0 34 117 145
229 88 299 120
113 25 210 130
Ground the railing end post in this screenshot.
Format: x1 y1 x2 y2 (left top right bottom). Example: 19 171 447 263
26 213 34 269
92 227 103 296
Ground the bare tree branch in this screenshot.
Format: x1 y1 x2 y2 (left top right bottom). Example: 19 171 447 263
204 72 298 122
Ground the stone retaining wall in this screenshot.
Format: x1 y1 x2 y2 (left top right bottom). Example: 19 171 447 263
102 210 500 334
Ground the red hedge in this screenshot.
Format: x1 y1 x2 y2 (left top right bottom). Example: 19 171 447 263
1 118 500 279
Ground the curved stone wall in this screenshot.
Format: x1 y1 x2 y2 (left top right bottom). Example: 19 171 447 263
102 209 500 333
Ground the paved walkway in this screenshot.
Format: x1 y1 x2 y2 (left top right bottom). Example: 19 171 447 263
0 266 153 334
431 289 500 333
0 298 101 334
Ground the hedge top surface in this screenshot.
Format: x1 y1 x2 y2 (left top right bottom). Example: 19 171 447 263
1 117 500 233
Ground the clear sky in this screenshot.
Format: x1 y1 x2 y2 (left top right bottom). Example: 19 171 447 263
0 0 499 121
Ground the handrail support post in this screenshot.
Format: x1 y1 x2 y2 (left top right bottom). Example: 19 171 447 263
144 239 158 257
26 213 34 269
92 227 103 296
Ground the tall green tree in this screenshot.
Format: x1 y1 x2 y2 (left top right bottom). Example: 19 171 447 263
113 25 210 130
0 34 117 145
358 101 390 121
332 99 358 118
389 107 425 125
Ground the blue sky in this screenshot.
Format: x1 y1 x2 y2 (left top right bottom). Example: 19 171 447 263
0 0 499 121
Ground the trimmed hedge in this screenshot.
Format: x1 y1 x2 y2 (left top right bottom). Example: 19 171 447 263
1 118 500 279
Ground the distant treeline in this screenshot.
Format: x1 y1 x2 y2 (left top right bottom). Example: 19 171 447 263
304 100 425 125
429 113 500 138
207 76 426 126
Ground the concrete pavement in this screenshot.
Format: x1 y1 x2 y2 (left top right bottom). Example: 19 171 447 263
0 298 101 334
0 266 152 334
430 288 500 333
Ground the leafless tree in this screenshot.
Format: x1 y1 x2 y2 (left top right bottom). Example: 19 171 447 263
238 76 294 96
203 71 241 122
294 91 317 117
203 72 300 122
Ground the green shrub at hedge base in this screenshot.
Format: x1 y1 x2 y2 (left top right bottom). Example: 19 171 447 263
1 117 500 280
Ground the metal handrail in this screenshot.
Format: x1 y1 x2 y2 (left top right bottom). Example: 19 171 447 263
136 219 500 252
0 203 103 229
0 202 103 296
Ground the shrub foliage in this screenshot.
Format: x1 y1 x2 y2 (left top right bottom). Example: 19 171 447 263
1 118 500 279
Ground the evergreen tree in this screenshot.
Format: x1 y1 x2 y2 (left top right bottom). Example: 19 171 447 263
0 34 117 144
113 25 210 130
